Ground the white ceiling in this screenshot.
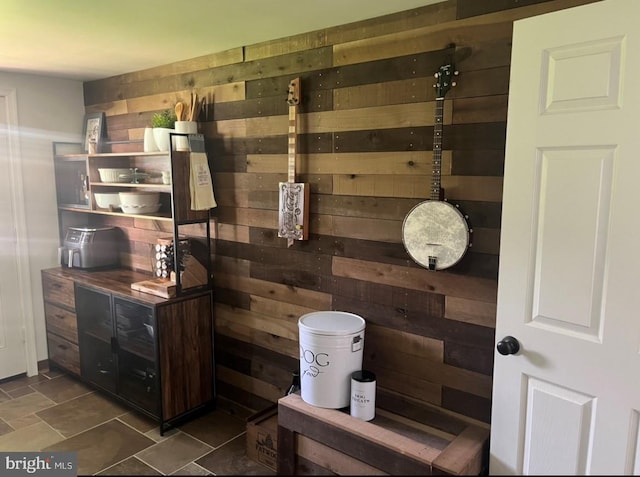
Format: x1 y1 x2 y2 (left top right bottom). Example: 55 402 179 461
1 0 445 82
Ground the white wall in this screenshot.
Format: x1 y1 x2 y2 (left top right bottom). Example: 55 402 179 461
0 71 85 361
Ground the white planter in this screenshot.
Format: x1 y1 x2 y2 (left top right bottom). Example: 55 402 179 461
174 121 198 151
152 127 174 152
143 127 159 152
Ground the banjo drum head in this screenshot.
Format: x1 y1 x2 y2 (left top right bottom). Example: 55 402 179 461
402 200 470 270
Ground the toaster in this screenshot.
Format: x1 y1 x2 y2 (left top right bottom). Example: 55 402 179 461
59 226 119 269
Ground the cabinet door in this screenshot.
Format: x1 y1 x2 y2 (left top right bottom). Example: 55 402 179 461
114 297 159 416
76 286 116 393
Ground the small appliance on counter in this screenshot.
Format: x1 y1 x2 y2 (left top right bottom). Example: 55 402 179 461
58 226 119 269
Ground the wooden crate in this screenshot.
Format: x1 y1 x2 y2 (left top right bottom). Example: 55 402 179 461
246 404 278 472
277 393 489 475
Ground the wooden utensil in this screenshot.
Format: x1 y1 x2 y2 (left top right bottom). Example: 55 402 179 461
199 97 207 121
189 92 197 121
175 102 184 121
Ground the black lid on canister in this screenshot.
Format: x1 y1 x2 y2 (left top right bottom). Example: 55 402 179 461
351 370 376 382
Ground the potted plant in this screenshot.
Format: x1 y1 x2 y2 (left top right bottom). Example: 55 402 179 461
145 109 178 152
152 109 177 129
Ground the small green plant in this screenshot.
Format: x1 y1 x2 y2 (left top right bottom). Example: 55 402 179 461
151 109 177 128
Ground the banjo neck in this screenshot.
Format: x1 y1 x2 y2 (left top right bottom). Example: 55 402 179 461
431 97 445 201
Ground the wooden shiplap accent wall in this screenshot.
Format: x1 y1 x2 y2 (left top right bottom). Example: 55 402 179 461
82 0 598 424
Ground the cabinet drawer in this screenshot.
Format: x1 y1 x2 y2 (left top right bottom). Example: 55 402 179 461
47 332 80 375
44 303 78 344
42 274 75 310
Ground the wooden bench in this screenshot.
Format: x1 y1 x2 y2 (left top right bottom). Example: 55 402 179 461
277 393 489 475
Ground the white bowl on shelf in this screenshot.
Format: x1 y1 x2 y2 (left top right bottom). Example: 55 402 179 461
119 191 161 215
98 168 132 183
94 192 121 210
120 203 162 215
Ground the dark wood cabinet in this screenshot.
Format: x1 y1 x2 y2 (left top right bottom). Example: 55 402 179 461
42 267 215 433
46 137 215 432
43 272 80 375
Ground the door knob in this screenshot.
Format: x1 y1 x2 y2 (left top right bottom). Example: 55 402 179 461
497 336 520 355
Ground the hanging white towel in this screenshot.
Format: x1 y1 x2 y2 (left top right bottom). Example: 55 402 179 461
189 152 217 210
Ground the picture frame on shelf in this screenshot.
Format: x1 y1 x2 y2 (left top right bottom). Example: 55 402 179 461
82 112 105 153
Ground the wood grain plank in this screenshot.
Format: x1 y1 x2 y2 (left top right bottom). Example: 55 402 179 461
333 173 431 199
247 1 456 61
366 324 444 361
365 336 493 399
330 276 445 317
216 333 298 374
247 151 443 176
453 95 509 124
376 387 490 434
332 173 503 202
216 365 283 403
84 47 333 106
332 295 494 352
214 206 276 228
306 101 451 133
442 175 504 202
249 294 317 323
296 434 389 475
432 425 490 475
216 301 298 341
215 223 251 243
214 304 299 358
441 387 492 424
456 0 598 19
444 340 495 377
332 256 497 303
333 15 513 68
445 296 497 329
331 67 509 111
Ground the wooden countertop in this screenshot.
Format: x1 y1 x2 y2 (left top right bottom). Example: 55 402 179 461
42 266 187 306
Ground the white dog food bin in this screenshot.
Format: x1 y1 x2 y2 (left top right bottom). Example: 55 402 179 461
298 311 365 409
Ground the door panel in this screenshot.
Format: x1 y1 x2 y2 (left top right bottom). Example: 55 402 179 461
523 377 594 475
531 147 613 340
490 1 640 474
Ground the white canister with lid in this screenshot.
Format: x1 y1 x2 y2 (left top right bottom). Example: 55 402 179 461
350 370 376 421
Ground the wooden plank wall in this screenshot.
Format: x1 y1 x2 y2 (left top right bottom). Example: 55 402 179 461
82 0 598 424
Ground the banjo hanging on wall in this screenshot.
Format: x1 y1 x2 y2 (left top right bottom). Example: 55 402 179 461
278 77 309 247
402 61 471 271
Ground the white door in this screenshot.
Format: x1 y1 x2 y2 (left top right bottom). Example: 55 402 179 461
490 0 640 474
0 91 28 379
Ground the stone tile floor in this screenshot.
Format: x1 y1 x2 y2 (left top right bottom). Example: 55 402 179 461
0 367 274 475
